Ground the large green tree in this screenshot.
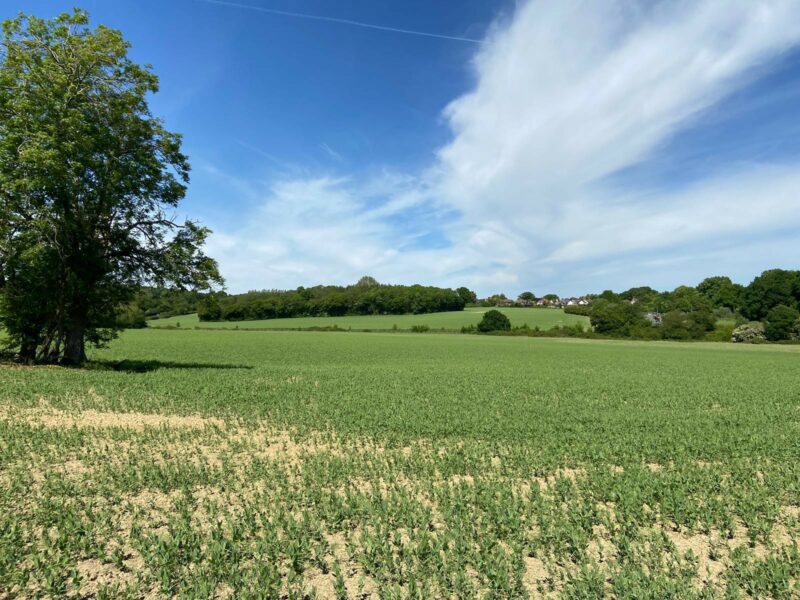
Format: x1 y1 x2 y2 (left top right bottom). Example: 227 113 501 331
0 10 222 364
740 269 800 321
696 276 743 311
764 305 800 342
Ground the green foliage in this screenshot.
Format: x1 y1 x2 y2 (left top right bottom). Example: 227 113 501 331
206 282 466 322
355 275 379 288
764 305 800 342
197 295 223 321
130 287 212 320
697 276 743 311
480 293 508 307
660 310 710 340
563 304 591 317
477 309 511 332
703 320 736 342
619 286 660 310
588 297 645 335
115 304 147 329
740 269 800 321
456 287 478 304
589 287 716 341
0 9 221 364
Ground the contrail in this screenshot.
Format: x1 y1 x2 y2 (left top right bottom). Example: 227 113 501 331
195 0 485 44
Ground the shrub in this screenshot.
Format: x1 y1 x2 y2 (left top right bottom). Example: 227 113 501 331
731 322 766 343
410 325 430 333
764 305 800 341
478 310 511 332
627 322 662 340
704 321 736 342
660 309 715 340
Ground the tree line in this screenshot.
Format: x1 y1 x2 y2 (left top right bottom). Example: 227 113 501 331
562 269 800 342
116 287 211 328
197 277 466 321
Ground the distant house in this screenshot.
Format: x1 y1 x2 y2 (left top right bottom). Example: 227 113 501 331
536 298 549 306
496 298 515 307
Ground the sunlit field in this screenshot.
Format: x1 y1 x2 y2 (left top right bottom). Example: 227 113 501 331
150 306 589 332
1 328 799 598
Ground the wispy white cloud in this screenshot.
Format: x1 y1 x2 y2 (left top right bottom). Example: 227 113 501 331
319 143 344 163
207 0 800 295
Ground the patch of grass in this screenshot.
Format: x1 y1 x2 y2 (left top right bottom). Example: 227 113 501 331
149 306 590 332
1 329 798 598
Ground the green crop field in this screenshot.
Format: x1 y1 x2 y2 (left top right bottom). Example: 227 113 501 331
149 306 589 332
1 329 799 598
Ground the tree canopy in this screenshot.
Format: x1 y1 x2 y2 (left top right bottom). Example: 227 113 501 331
456 286 478 304
477 309 511 332
199 282 465 321
0 10 221 364
739 269 800 321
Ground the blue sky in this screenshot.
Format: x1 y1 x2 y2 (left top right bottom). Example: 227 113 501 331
14 0 800 296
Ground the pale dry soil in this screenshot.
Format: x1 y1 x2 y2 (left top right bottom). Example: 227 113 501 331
0 403 798 599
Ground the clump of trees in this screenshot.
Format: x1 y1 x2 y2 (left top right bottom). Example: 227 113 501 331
478 293 509 307
477 310 511 332
456 287 478 305
764 305 799 342
199 278 465 321
0 10 221 364
579 269 800 342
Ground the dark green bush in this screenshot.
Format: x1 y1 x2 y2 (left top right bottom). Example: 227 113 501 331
478 310 511 332
764 304 800 341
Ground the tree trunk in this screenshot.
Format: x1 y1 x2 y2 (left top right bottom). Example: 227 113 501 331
19 334 38 365
62 327 86 365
